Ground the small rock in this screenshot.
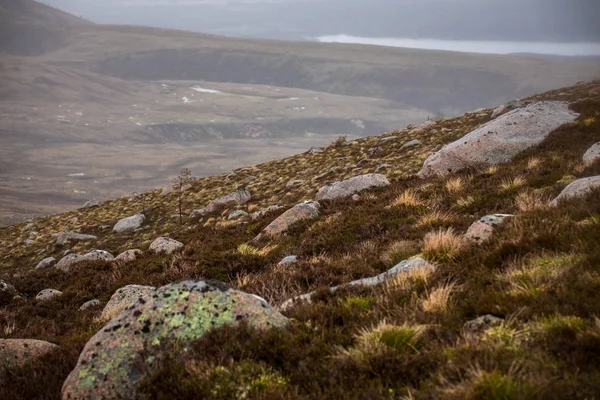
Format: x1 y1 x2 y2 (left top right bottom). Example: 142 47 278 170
464 315 504 334
583 142 600 164
82 200 100 208
203 189 252 215
463 214 513 244
82 250 114 262
286 179 306 188
113 213 146 233
0 339 57 369
400 139 422 150
0 280 20 303
228 210 249 220
79 299 102 311
550 176 600 206
56 254 84 272
149 237 184 254
114 249 143 263
255 201 320 240
316 173 390 201
159 186 173 197
250 205 284 221
24 223 35 230
56 231 97 245
35 257 56 270
352 194 361 201
36 289 63 301
100 285 155 321
307 147 324 154
278 255 298 266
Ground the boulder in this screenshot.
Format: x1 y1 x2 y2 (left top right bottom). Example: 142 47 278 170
113 213 146 233
36 289 63 301
149 237 184 254
114 249 143 263
79 299 102 311
100 285 155 321
0 339 57 369
56 231 97 245
278 255 298 266
316 174 390 201
203 189 252 215
420 102 579 177
82 200 100 208
228 210 249 220
35 257 56 270
464 315 504 334
255 201 320 240
250 205 284 221
279 257 435 311
62 280 288 399
463 214 513 244
550 176 600 206
82 250 114 262
286 179 306 188
400 139 422 150
56 254 84 272
583 142 600 164
0 280 21 303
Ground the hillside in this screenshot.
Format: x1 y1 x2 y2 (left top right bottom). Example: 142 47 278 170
1 81 599 399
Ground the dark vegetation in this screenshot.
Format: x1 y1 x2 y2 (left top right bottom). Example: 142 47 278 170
1 81 600 398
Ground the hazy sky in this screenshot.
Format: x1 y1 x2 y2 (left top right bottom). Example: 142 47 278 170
41 0 600 43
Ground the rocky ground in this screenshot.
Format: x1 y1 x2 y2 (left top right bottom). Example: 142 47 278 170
1 81 600 399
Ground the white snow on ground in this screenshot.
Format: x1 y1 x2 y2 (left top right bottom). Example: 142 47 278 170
190 86 221 94
182 97 195 104
68 173 85 177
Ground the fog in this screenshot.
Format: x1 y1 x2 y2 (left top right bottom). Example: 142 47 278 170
41 0 600 45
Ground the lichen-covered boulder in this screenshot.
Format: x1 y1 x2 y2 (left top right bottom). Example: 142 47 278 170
463 214 513 244
56 254 84 272
254 201 320 240
583 142 600 164
316 174 390 201
35 257 56 270
149 237 184 254
420 102 579 177
82 250 114 262
62 280 288 399
202 189 252 215
113 213 146 233
0 339 57 369
100 285 155 321
114 249 143 263
36 289 63 301
56 231 97 245
550 176 600 206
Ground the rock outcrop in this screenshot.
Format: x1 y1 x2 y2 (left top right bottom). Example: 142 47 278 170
254 201 320 240
62 280 288 399
113 213 146 233
149 237 184 254
316 173 390 201
550 176 600 206
420 102 579 177
463 214 513 244
0 339 57 369
583 142 600 164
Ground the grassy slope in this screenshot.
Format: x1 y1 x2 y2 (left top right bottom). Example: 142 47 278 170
1 81 600 399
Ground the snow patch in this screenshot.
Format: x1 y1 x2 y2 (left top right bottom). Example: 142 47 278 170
68 173 85 177
190 86 221 94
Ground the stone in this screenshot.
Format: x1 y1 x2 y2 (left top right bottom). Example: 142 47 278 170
400 139 422 150
583 142 600 164
203 189 252 215
464 315 504 334
113 213 146 233
286 179 306 188
491 100 523 120
35 257 56 270
56 254 85 272
62 280 288 399
0 280 20 303
79 299 102 311
463 214 513 244
550 176 600 206
149 237 184 254
278 255 298 266
420 102 579 177
315 173 390 201
56 231 97 245
159 186 173 197
255 201 320 240
228 210 249 220
250 205 284 221
0 339 57 369
82 250 114 262
114 249 143 263
36 289 63 301
100 285 155 321
279 257 435 311
82 200 100 208
307 147 324 154
352 194 361 201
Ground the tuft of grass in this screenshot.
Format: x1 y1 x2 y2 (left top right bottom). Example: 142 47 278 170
500 176 526 192
526 157 542 170
415 209 457 228
380 240 421 265
236 243 277 257
389 189 423 208
339 295 373 312
445 177 464 194
455 195 476 209
514 190 551 212
422 282 456 314
423 228 464 262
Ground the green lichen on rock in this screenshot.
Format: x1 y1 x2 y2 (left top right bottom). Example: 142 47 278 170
62 280 288 399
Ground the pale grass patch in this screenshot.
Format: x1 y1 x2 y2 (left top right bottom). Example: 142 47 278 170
422 282 456 313
309 251 332 264
415 209 457 228
384 265 434 293
514 190 551 212
500 176 526 192
445 177 464 194
423 227 464 262
526 157 542 170
484 165 499 175
355 240 378 258
237 243 278 257
455 195 476 209
235 269 301 305
389 189 423 208
380 240 421 265
3 321 16 336
363 193 378 202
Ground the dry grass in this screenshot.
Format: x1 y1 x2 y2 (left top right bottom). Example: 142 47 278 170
455 195 476 209
422 227 464 262
236 243 278 257
500 176 526 192
445 177 464 194
415 209 457 228
515 190 551 212
380 240 421 265
389 189 423 208
526 157 542 170
422 282 456 313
